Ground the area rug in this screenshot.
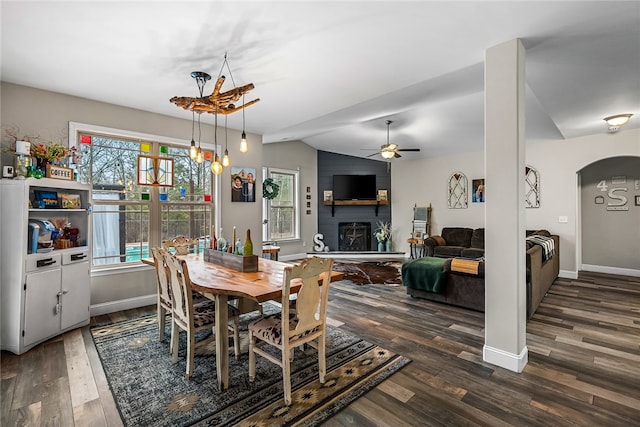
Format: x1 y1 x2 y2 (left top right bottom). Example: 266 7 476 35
331 261 402 286
91 307 410 426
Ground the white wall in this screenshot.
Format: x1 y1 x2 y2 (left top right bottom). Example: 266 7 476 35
392 128 640 276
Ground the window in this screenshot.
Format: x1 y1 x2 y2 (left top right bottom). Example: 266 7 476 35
263 167 299 242
70 123 215 267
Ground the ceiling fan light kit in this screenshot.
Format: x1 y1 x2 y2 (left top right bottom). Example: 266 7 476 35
367 120 421 159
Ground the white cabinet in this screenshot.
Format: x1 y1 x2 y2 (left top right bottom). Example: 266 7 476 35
1 177 92 354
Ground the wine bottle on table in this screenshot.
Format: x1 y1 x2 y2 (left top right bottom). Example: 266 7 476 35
243 229 253 256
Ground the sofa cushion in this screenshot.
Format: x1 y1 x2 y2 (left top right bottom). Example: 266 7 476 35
460 248 485 259
441 227 473 247
434 245 466 258
470 228 484 249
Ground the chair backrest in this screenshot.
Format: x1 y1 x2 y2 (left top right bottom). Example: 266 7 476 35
282 256 334 337
151 246 171 307
163 236 199 255
163 252 193 327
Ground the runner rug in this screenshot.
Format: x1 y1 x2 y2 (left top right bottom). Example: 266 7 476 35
91 307 410 426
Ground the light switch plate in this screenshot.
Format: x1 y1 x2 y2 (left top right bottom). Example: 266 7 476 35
558 215 568 223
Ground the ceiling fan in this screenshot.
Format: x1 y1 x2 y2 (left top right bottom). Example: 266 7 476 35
366 120 420 159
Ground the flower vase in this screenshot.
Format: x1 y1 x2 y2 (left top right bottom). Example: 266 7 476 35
378 241 385 252
385 240 392 252
35 158 49 173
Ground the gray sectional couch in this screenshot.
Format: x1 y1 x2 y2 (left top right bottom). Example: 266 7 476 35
404 228 559 319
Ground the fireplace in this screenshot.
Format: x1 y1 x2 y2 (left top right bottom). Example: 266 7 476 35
338 222 371 251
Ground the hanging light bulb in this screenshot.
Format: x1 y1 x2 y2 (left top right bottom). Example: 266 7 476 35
240 93 248 153
210 110 223 174
222 115 230 167
195 113 204 163
240 132 248 153
189 111 197 159
211 153 223 175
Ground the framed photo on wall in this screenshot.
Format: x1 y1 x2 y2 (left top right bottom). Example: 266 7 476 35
472 179 485 203
231 166 256 202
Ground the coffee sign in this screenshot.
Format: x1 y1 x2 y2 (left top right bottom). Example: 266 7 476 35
46 164 73 181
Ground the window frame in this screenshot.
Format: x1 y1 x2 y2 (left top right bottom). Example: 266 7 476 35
262 166 300 242
69 121 221 270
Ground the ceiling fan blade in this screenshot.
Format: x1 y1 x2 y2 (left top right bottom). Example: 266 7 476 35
394 152 402 158
397 148 421 152
366 152 380 158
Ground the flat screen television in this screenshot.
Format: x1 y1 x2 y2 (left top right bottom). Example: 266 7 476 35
332 174 377 200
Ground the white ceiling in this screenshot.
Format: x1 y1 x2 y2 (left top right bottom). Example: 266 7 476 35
2 1 639 160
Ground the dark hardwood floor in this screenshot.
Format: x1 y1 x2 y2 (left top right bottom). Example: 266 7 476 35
2 271 639 426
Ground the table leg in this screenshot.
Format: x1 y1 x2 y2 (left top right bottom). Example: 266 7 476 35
215 294 229 390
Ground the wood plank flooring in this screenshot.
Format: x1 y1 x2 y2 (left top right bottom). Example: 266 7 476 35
2 271 639 426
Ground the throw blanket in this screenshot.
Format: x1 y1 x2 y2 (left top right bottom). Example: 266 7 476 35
526 235 555 261
451 258 481 275
401 257 448 293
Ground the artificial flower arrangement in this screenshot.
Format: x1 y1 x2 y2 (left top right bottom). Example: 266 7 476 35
374 220 392 243
30 142 79 164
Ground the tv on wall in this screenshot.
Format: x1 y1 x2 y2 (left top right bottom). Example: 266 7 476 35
332 174 377 200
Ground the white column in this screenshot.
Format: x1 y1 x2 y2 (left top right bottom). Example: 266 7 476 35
483 39 528 372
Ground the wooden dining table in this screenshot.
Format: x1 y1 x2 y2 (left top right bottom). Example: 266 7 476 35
143 254 343 390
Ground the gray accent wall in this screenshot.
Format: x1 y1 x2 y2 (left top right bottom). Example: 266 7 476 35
580 156 640 270
317 151 391 252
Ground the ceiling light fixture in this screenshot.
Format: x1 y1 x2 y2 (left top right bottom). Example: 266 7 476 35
171 53 259 158
604 113 633 132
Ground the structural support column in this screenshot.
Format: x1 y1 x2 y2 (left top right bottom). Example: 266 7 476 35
483 39 528 372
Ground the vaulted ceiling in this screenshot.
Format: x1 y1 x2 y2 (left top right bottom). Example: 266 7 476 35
2 1 638 160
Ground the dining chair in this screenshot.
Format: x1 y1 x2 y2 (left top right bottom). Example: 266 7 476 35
151 246 172 342
164 252 241 380
248 256 334 406
162 235 199 255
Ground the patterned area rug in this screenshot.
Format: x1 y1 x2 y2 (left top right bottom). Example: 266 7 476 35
91 306 410 426
332 261 402 286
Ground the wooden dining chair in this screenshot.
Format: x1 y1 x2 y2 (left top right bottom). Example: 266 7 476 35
164 252 240 380
151 246 172 342
162 235 199 255
248 256 334 405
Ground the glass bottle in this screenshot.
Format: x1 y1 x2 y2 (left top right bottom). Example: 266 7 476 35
243 229 253 256
235 238 242 255
218 229 227 252
210 226 217 250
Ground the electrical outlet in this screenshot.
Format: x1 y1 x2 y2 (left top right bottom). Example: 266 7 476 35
558 216 568 223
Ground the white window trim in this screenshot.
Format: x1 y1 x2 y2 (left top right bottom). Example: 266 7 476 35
262 166 300 242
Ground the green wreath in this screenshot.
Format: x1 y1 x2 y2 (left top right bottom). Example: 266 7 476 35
262 178 280 200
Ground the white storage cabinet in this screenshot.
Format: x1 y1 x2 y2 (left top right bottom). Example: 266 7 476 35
1 177 91 354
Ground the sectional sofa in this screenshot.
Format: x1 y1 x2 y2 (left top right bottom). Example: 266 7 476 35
403 228 559 319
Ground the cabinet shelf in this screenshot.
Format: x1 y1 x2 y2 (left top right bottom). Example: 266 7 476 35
323 199 388 216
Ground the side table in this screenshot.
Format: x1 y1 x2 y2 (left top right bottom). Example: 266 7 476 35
407 238 426 259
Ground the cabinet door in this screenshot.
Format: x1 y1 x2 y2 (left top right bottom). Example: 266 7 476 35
61 261 90 330
24 269 62 347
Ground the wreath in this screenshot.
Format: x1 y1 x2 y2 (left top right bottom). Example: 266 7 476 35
262 178 280 200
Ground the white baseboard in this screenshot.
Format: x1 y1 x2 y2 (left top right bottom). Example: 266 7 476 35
581 264 640 278
90 294 156 316
559 269 578 279
483 345 528 373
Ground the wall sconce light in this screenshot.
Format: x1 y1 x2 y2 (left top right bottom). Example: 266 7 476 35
604 113 633 133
